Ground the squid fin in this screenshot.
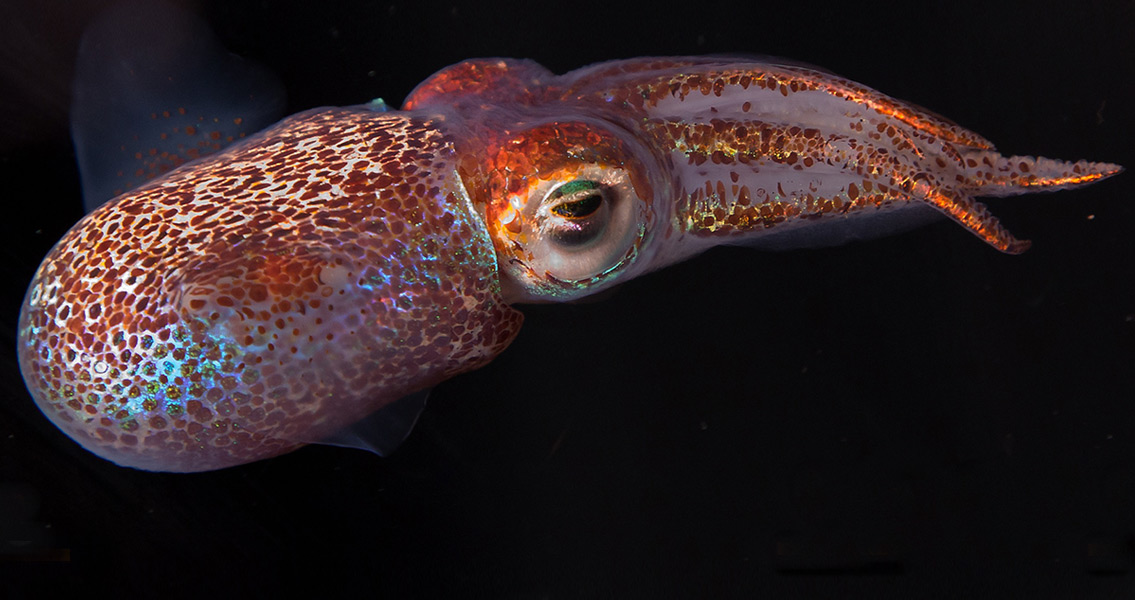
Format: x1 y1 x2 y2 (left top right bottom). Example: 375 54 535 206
71 0 285 211
317 390 431 456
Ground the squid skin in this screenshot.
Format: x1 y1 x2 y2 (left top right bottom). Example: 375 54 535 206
18 57 1122 472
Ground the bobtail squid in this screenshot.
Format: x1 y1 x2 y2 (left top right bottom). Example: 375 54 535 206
17 50 1122 471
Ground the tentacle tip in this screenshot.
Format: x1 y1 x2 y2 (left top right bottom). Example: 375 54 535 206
1081 161 1124 184
1002 238 1032 255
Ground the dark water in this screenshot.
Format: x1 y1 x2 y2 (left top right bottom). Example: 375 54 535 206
1 0 1133 596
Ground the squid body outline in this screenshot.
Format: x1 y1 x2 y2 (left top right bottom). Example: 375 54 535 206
17 46 1122 471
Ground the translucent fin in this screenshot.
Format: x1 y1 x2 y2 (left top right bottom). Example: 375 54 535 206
317 389 431 456
71 0 285 211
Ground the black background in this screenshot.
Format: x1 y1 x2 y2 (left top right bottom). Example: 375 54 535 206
1 0 1133 596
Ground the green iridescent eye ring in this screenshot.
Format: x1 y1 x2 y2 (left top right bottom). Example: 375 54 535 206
549 180 604 219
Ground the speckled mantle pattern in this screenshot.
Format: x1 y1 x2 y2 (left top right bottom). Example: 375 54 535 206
19 108 522 471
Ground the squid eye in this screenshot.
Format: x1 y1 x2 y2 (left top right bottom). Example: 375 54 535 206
544 180 609 247
550 180 604 219
506 164 643 292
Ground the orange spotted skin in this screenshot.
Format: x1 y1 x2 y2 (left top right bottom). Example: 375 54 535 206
405 59 1121 277
19 57 1120 471
19 107 521 471
560 59 1120 254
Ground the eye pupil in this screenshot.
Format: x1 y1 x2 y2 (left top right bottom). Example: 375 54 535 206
542 178 611 248
551 192 603 219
